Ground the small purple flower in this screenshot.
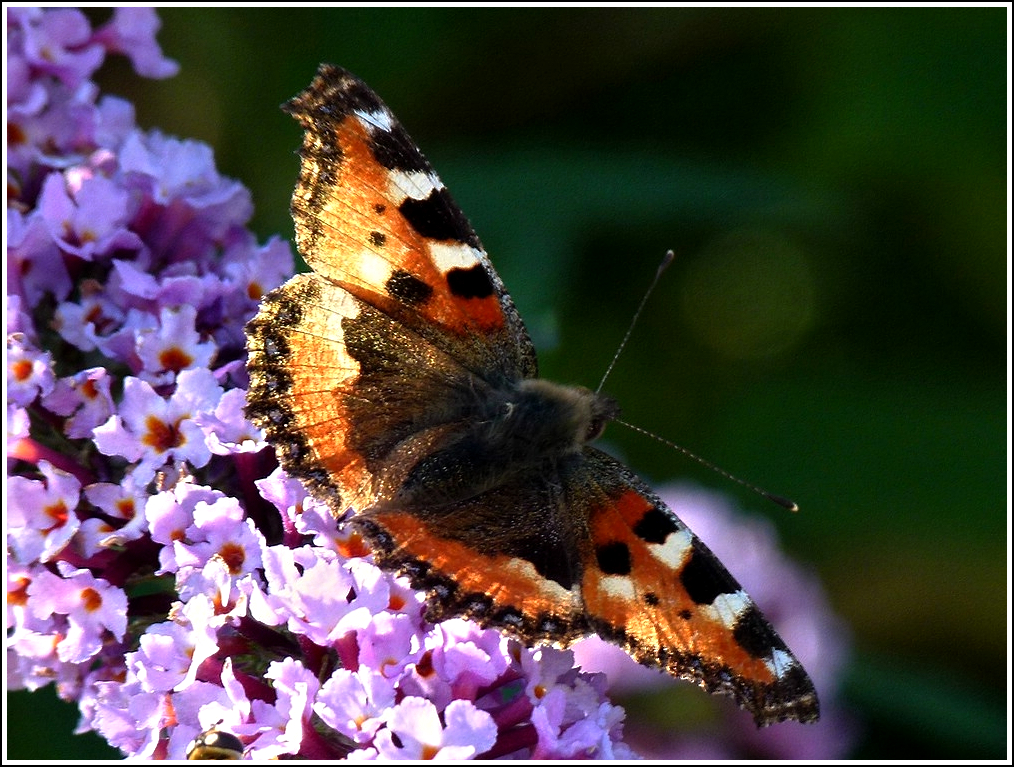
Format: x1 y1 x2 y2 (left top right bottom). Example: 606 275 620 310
254 658 322 758
204 388 265 454
372 697 498 760
42 366 116 439
89 7 179 79
37 170 142 259
135 306 217 384
251 545 387 646
6 333 55 408
88 676 154 755
531 690 631 760
105 261 223 331
171 495 264 582
6 8 174 195
51 287 126 354
27 563 127 664
146 482 224 551
402 619 511 710
15 7 105 90
118 130 253 260
190 658 254 740
7 563 61 683
7 206 73 304
315 668 397 744
7 460 81 564
92 368 223 483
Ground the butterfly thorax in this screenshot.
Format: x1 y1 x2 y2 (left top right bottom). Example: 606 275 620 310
484 379 619 458
391 379 619 508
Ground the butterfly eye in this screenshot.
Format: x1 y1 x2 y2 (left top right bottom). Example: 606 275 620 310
585 416 607 442
585 394 620 442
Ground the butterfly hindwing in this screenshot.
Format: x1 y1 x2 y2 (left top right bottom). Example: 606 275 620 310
246 271 513 515
573 448 819 725
351 446 819 726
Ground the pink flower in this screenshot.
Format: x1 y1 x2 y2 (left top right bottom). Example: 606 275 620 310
27 564 127 664
7 460 81 564
374 697 498 760
90 8 179 79
92 368 223 483
42 367 116 439
36 171 142 259
135 306 217 385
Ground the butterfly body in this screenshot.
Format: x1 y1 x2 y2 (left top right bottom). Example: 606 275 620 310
245 64 819 726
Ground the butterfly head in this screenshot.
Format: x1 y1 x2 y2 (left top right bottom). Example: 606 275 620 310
508 379 620 454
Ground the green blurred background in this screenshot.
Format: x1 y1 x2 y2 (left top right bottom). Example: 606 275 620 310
9 7 1007 760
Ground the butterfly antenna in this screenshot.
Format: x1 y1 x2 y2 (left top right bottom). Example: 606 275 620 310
615 418 800 512
596 250 675 394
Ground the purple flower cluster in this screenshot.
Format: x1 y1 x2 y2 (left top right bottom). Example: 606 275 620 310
6 8 853 761
6 8 635 760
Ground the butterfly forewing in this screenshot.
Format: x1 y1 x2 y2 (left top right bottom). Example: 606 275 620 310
282 64 536 384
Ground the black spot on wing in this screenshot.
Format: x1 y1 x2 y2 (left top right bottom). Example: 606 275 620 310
399 188 481 248
385 269 433 306
732 603 788 659
510 534 577 591
680 544 740 605
596 541 632 576
446 264 494 299
369 231 386 247
778 664 817 703
644 592 660 606
370 123 431 174
632 505 681 544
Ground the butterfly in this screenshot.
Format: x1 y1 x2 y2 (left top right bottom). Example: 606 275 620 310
244 64 819 726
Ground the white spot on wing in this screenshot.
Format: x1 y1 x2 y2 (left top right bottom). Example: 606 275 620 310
430 241 483 272
599 575 637 601
354 108 393 133
766 648 796 678
357 249 391 288
387 169 443 201
705 589 751 629
648 527 693 567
